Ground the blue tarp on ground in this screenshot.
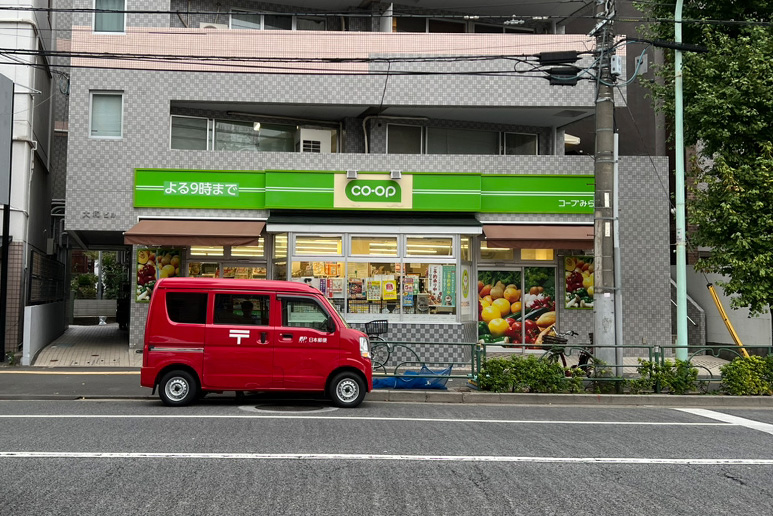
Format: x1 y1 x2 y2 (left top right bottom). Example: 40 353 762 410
372 365 453 390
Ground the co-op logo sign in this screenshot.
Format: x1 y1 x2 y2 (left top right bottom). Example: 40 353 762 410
345 180 401 203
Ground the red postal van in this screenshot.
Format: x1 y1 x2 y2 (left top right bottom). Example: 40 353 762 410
140 278 373 408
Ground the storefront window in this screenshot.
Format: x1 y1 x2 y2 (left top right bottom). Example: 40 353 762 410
188 262 219 278
351 236 398 256
223 266 266 279
347 262 399 315
295 235 342 256
480 241 514 261
402 262 457 315
291 261 345 312
274 233 288 259
406 237 453 257
520 249 554 261
460 236 471 262
190 246 224 257
231 242 264 258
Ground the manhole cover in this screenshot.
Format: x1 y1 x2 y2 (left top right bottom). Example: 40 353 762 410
239 404 338 414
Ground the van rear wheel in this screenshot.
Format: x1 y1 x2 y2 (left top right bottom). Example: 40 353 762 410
329 372 366 408
159 370 198 407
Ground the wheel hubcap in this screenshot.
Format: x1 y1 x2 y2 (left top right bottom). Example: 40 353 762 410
166 377 189 402
336 379 359 402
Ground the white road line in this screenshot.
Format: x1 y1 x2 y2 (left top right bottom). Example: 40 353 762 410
0 371 139 375
1 451 772 465
676 408 773 436
0 413 733 426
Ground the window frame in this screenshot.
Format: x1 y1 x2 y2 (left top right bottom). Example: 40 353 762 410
89 91 124 139
504 132 539 156
170 115 211 151
93 0 126 34
386 124 424 154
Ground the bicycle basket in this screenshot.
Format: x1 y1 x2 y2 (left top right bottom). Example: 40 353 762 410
542 334 567 352
542 335 568 345
365 319 389 336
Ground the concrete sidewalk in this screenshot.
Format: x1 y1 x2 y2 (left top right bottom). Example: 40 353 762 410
31 324 141 368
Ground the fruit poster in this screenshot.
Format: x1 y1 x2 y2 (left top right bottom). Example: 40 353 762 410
136 248 181 303
477 269 556 345
564 256 594 309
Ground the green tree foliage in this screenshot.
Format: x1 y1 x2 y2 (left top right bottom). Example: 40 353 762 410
636 2 773 313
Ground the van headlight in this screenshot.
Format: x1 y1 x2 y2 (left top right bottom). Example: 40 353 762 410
359 336 370 358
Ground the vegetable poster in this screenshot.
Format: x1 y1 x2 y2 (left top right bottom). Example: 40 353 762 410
564 256 594 309
136 248 181 303
477 268 556 345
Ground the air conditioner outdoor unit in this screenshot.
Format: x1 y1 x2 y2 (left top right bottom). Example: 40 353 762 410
295 128 334 153
199 22 228 30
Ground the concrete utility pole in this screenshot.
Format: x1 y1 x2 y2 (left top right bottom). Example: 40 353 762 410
592 0 618 366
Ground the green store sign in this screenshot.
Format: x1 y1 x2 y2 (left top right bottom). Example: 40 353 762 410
134 168 594 214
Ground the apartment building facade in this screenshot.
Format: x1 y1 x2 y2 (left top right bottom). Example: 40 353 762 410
0 1 64 362
53 1 670 358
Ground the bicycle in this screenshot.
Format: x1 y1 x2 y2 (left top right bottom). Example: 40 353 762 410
365 320 390 371
365 319 423 374
539 326 596 377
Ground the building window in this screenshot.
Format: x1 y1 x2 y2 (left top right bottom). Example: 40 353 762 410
387 125 422 154
428 19 465 33
171 116 209 150
90 92 123 138
394 17 464 33
427 127 499 155
297 16 326 31
94 0 125 33
231 10 262 29
505 133 538 155
231 10 320 31
170 116 328 153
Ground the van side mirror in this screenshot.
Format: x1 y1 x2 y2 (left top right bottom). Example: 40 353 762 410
325 317 336 333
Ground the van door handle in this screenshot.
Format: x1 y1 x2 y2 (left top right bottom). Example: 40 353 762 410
281 333 293 339
260 332 268 344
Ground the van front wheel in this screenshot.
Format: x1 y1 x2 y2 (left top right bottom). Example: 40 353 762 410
159 370 198 407
329 372 366 408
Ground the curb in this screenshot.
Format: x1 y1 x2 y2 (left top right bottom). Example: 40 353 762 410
1 391 771 407
366 390 773 408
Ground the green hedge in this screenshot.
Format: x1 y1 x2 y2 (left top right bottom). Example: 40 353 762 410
720 356 773 395
478 355 583 393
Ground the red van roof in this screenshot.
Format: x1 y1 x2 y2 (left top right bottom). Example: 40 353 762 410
153 277 322 293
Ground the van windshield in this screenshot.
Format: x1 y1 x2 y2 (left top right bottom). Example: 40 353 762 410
329 302 350 329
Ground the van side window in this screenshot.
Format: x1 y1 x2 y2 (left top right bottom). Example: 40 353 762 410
166 292 208 324
281 298 329 331
214 294 270 325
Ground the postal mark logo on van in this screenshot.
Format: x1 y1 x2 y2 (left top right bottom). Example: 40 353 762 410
345 180 401 203
299 336 328 343
230 329 249 344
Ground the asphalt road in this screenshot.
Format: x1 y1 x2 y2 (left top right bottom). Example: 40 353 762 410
2 398 773 515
